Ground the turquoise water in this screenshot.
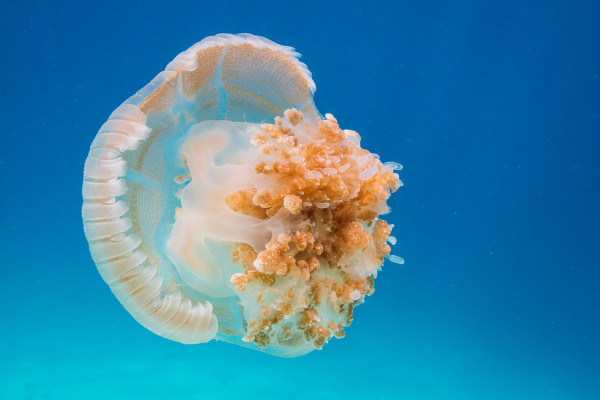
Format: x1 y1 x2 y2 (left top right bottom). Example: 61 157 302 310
1 1 599 399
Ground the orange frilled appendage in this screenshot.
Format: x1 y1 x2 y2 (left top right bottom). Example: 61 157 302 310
228 109 401 350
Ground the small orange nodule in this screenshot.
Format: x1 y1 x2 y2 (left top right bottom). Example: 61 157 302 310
283 195 302 214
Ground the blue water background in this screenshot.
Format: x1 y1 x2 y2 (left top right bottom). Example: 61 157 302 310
1 1 599 398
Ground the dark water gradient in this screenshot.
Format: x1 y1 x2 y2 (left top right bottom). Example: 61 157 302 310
1 1 599 398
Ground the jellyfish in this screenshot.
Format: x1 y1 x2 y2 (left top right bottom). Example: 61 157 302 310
82 33 402 357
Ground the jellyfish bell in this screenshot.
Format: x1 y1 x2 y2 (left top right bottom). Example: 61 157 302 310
82 33 402 357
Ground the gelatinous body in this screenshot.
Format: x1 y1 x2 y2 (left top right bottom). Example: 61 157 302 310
82 34 402 357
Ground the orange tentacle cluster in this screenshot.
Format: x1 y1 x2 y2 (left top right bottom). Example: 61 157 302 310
228 109 401 350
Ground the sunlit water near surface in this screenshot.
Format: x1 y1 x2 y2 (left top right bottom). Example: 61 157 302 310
1 1 599 399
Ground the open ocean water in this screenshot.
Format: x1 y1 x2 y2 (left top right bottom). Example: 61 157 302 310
1 1 599 399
